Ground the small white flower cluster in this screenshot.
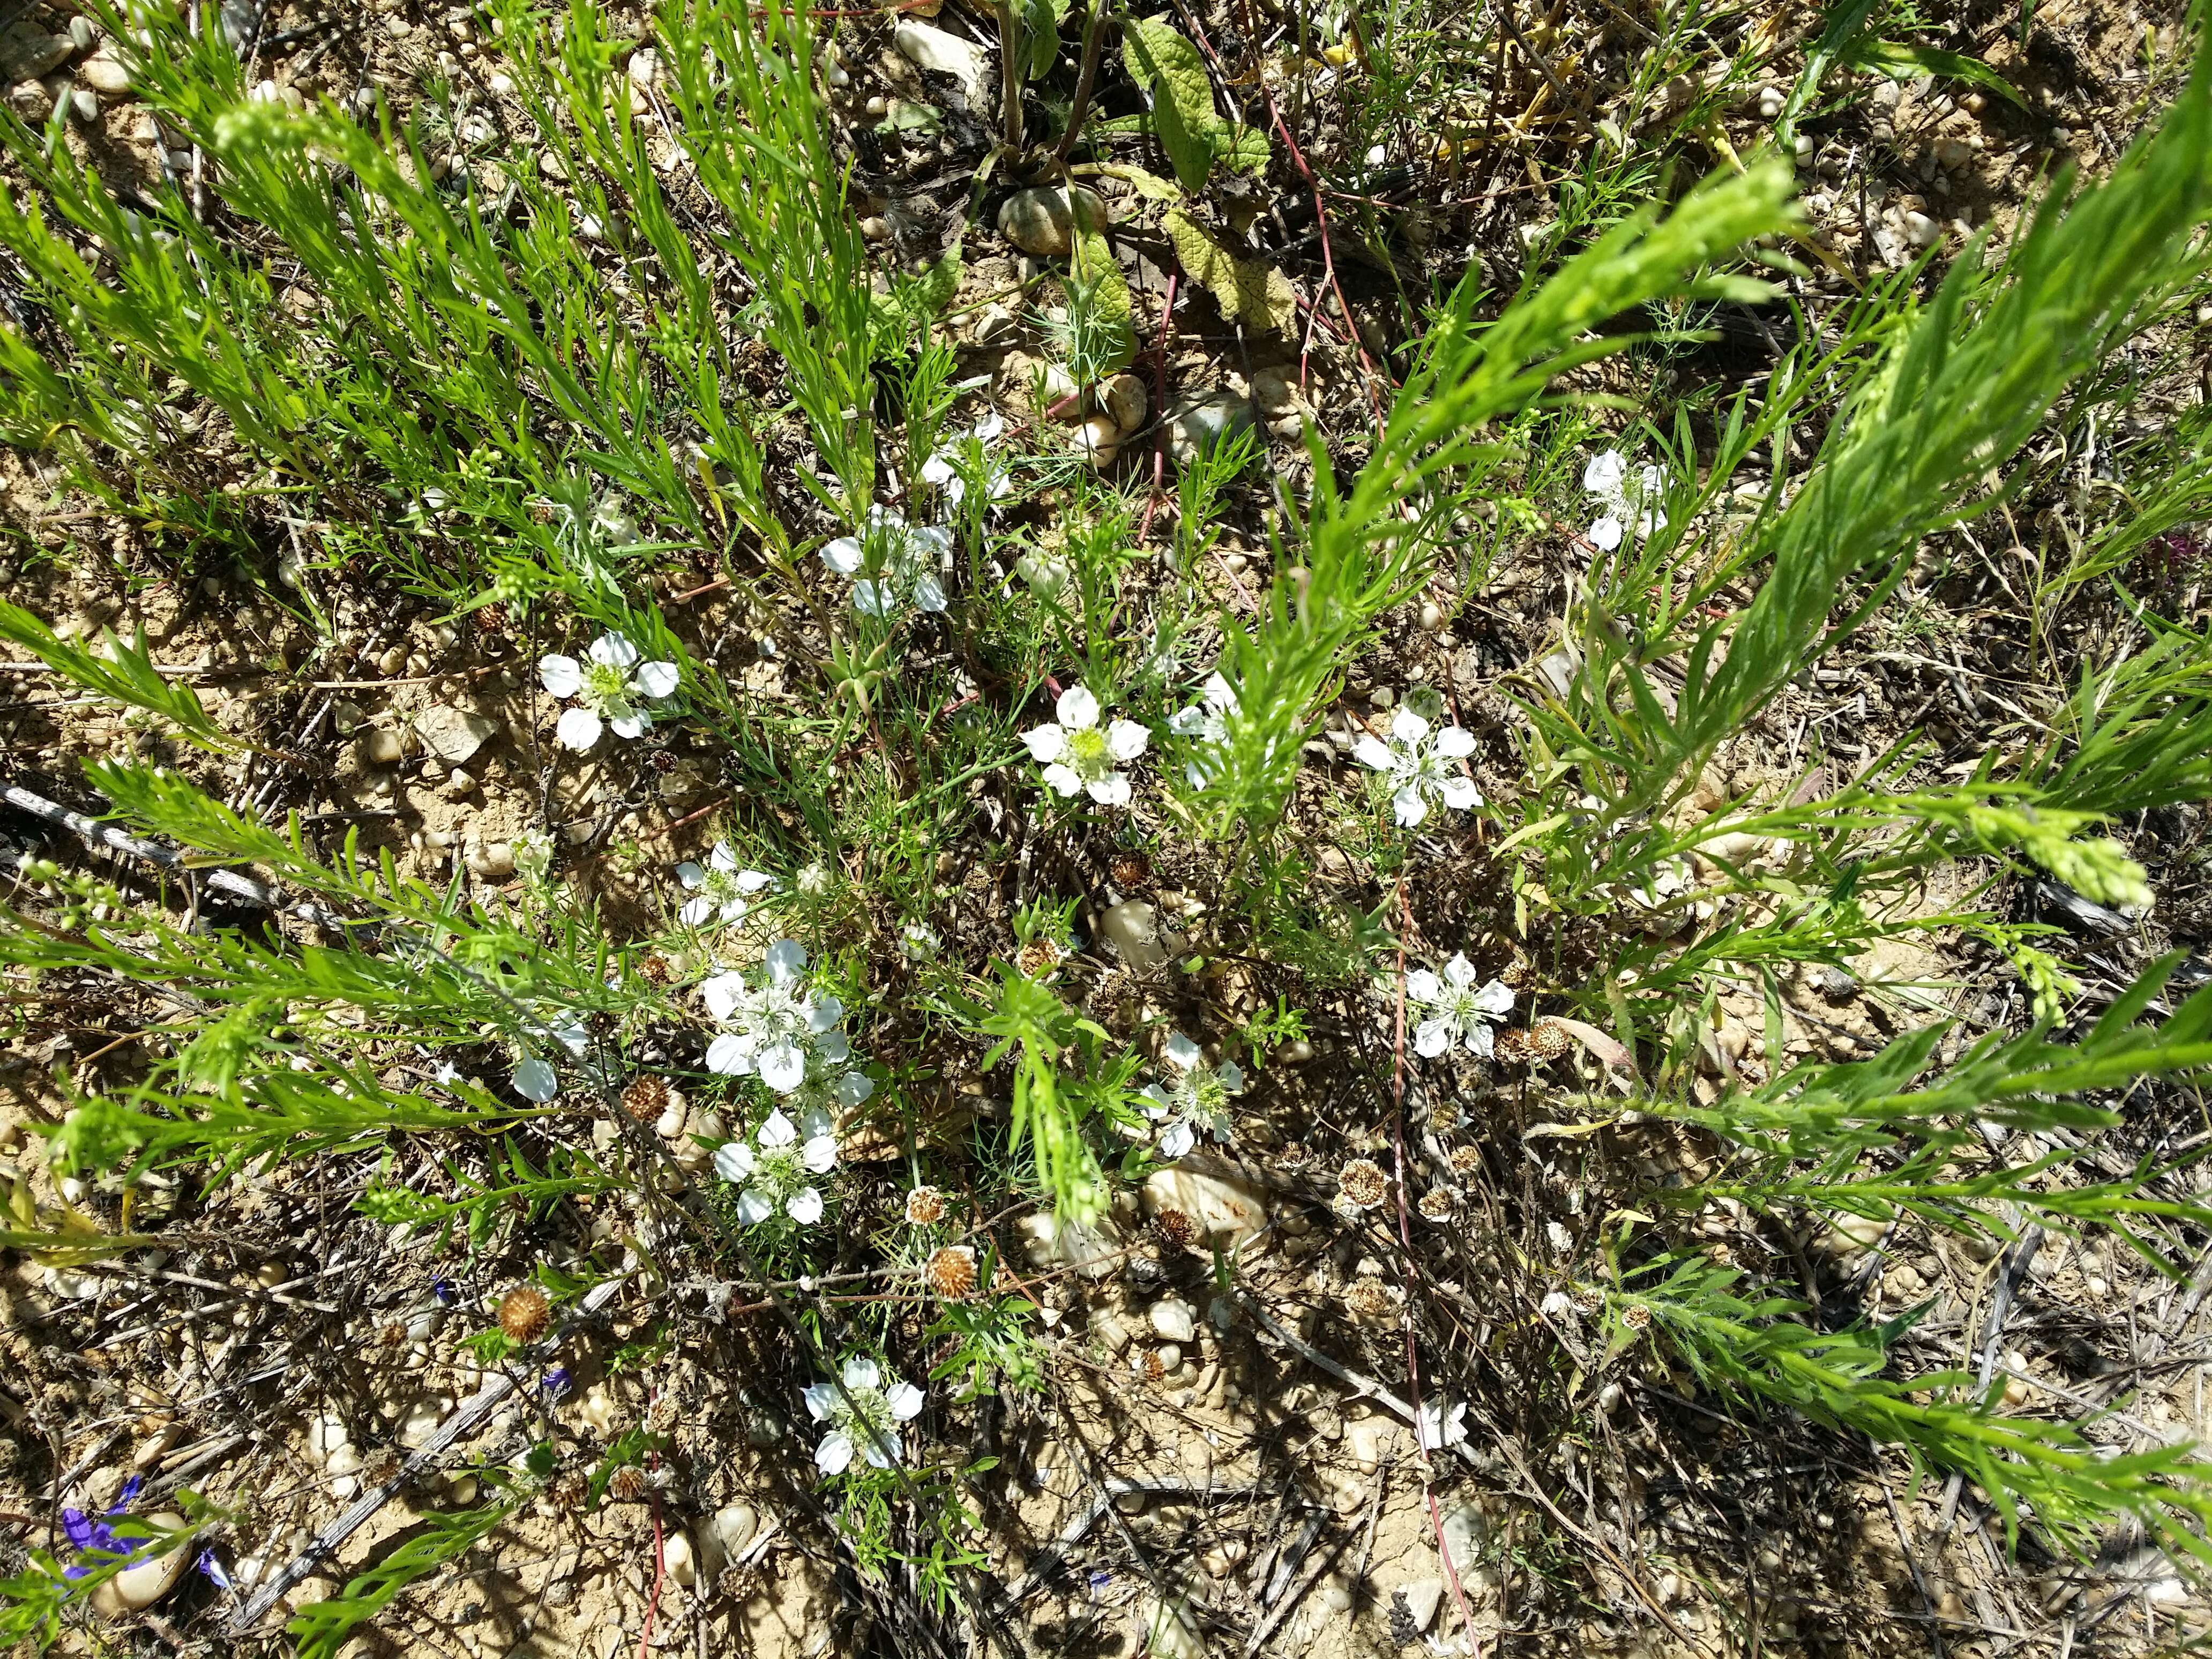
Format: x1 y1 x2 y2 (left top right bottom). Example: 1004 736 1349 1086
1023 685 1149 806
803 1356 925 1476
823 506 950 618
1355 708 1481 827
539 631 681 751
1404 954 1514 1058
713 1105 838 1224
1140 1032 1242 1159
700 941 855 1096
675 842 776 929
920 409 1012 509
1582 449 1667 551
1168 671 1237 787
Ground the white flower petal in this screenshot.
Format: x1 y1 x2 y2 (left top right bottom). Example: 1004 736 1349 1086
1086 773 1132 807
705 1033 753 1075
1476 979 1515 1015
512 1057 557 1101
676 861 706 890
758 1043 806 1094
1389 707 1431 746
835 1071 875 1108
1041 763 1082 797
861 1434 898 1469
852 580 897 617
1022 723 1067 764
911 573 948 613
920 453 956 487
1055 684 1101 730
815 1431 854 1476
736 869 775 893
1404 969 1441 1004
759 1109 797 1147
801 1134 838 1175
588 632 639 669
1435 726 1476 760
1439 776 1483 810
609 711 649 739
1106 719 1150 762
634 660 680 699
843 1358 881 1391
1217 1061 1245 1094
822 536 865 575
1169 705 1208 737
1467 1023 1497 1058
802 1383 839 1422
735 1187 773 1224
1352 735 1395 772
1163 1033 1202 1072
1414 1018 1452 1058
1443 953 1478 989
709 842 738 872
1582 450 1627 495
886 1380 925 1422
1202 671 1236 710
1587 515 1624 551
700 972 748 1021
1160 1120 1195 1159
764 940 810 982
714 1141 756 1182
786 1186 824 1223
813 1029 851 1065
678 895 714 926
556 706 604 751
1393 786 1429 827
538 654 582 698
807 993 846 1032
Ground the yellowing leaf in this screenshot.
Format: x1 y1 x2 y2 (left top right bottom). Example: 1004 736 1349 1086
1121 17 1220 191
1163 208 1296 335
1082 162 1183 202
1069 194 1136 369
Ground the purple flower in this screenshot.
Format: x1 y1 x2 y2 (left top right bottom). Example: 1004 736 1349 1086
198 1548 234 1590
61 1479 151 1579
432 1276 457 1305
540 1366 573 1400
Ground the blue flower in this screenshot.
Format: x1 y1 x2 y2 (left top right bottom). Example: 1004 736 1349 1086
61 1478 150 1579
540 1366 573 1400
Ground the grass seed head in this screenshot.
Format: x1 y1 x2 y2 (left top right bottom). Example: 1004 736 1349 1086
498 1285 552 1343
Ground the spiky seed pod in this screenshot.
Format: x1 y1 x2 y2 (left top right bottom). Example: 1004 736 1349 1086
1277 1141 1312 1172
474 602 510 637
1620 1302 1652 1330
549 1471 589 1509
1109 851 1152 888
1016 937 1064 978
1152 1208 1199 1250
1447 1144 1484 1177
645 1396 679 1435
621 1074 671 1123
1418 1187 1458 1222
904 1186 946 1227
377 1318 409 1348
1336 1158 1389 1210
637 954 673 987
498 1286 551 1344
1492 1028 1531 1064
609 1466 649 1503
924 1245 978 1299
1140 1350 1168 1382
1529 1020 1573 1060
717 1564 760 1603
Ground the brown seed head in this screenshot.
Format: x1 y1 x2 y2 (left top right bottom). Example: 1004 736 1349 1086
716 1564 760 1603
924 1245 979 1299
549 1471 589 1509
474 602 510 637
1140 1350 1168 1382
1417 1188 1458 1222
645 1396 679 1435
1620 1302 1652 1330
378 1318 409 1348
1529 1020 1573 1060
621 1074 671 1123
904 1186 946 1227
1276 1141 1311 1172
1016 937 1064 978
1342 1277 1398 1321
1336 1158 1389 1210
1152 1208 1199 1250
609 1466 649 1503
637 954 672 988
1447 1144 1484 1177
498 1285 551 1344
1109 851 1152 888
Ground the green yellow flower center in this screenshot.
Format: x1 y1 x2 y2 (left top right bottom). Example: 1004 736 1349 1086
1064 724 1111 779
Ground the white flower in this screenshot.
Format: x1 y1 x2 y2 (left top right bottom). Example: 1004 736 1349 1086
920 409 1011 509
713 1107 839 1224
539 631 681 751
700 941 847 1093
1403 954 1513 1058
1168 672 1237 787
802 1356 925 1475
1022 685 1149 806
783 1047 876 1129
821 505 951 617
1416 1398 1468 1453
1353 707 1481 827
1581 449 1667 552
1139 1032 1242 1160
512 831 554 880
512 1056 558 1101
510 1013 588 1102
676 843 775 927
900 923 940 962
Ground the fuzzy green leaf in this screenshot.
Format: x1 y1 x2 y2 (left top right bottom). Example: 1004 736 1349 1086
1163 207 1297 334
1120 17 1219 191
